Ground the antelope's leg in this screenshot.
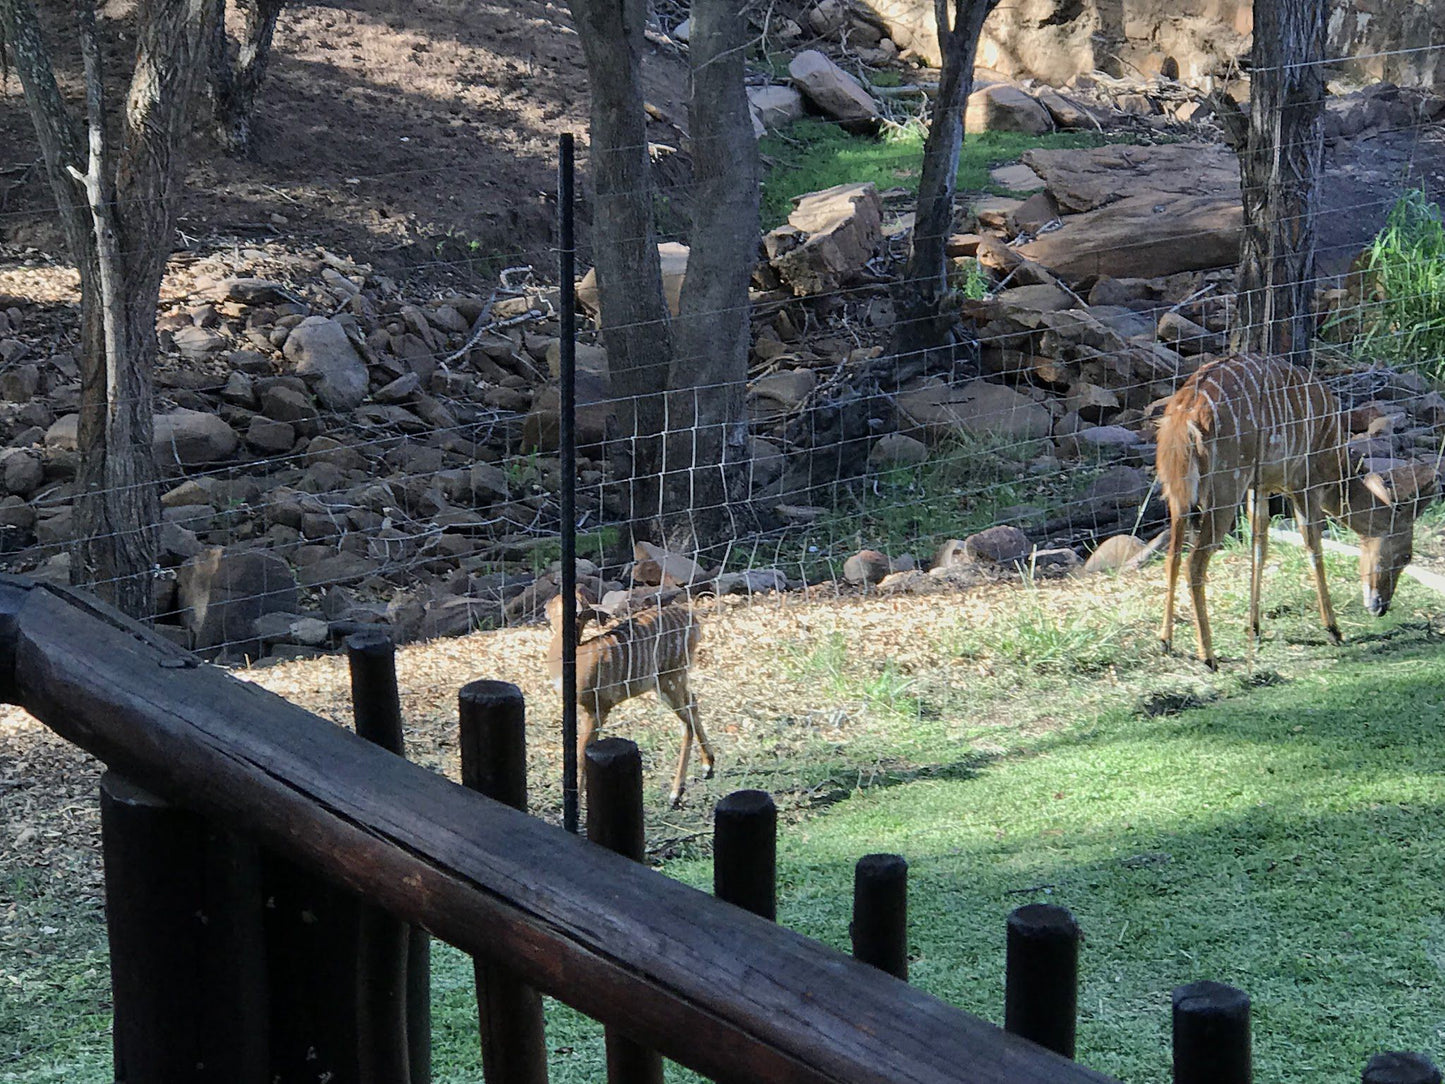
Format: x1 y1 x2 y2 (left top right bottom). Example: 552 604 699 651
1159 511 1185 653
1247 487 1271 642
1186 504 1234 670
577 706 600 797
661 678 714 808
1293 496 1343 643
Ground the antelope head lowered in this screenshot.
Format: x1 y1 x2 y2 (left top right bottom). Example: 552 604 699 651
1155 354 1437 669
1334 462 1437 617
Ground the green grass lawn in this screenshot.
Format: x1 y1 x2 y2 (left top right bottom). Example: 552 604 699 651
500 542 1445 1084
6 543 1445 1083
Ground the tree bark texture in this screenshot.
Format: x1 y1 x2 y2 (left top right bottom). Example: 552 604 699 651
893 0 999 362
568 0 672 551
0 0 219 617
208 0 284 155
1232 0 1326 360
665 0 760 554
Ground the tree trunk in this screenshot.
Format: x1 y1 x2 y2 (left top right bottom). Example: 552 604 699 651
892 0 998 365
209 0 284 155
1 0 217 618
665 0 760 556
568 0 672 554
1232 0 1326 359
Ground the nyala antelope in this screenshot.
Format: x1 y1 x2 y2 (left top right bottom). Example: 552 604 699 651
546 590 714 807
1156 353 1437 669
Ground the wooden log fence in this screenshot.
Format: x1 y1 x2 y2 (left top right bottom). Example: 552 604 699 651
0 577 1437 1083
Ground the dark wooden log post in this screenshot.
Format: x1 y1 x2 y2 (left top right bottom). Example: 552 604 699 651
714 790 776 920
1364 1053 1443 1084
1172 980 1250 1084
101 771 267 1083
348 631 428 1084
262 852 359 1082
851 854 908 980
1005 904 1080 1060
587 738 665 1084
458 680 549 1084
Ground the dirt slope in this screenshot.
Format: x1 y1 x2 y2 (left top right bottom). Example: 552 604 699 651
0 0 690 282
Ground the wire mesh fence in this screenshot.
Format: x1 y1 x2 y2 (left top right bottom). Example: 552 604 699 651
0 40 1441 673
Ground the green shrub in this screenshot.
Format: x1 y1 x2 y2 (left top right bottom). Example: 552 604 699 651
1322 189 1445 379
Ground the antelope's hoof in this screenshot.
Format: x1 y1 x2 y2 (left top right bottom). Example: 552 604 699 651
668 789 684 810
1159 637 1172 656
1248 624 1261 643
703 763 715 781
1202 655 1219 672
1327 624 1343 645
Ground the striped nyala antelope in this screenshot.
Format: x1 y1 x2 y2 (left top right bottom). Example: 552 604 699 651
546 590 714 807
1156 353 1437 669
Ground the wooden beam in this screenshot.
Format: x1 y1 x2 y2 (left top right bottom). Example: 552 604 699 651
0 577 1120 1084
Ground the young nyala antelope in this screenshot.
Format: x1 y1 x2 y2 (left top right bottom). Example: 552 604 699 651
546 590 714 807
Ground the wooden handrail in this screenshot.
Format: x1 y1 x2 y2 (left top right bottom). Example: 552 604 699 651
0 577 1119 1084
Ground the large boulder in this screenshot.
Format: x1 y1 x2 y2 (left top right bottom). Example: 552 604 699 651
282 316 370 411
895 378 1053 444
176 547 299 653
965 84 1052 134
858 0 1256 87
153 409 239 468
748 369 817 421
787 50 880 131
765 182 883 296
748 84 807 130
523 368 613 451
0 448 43 497
576 243 689 318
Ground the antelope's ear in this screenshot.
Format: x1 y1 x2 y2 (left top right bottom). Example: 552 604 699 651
1362 472 1395 506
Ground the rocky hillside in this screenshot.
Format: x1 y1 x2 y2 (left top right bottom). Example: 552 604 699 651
2 1 1444 663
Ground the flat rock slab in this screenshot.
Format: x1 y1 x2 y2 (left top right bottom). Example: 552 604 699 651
1019 142 1238 214
989 163 1046 192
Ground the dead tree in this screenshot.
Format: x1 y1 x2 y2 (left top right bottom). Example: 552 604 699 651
893 0 1001 365
1229 0 1328 359
208 0 285 155
0 0 219 617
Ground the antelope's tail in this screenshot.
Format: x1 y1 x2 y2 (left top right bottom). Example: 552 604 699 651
1156 410 1207 521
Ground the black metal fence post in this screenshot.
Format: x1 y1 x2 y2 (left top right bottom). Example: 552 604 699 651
559 130 580 836
458 680 549 1084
